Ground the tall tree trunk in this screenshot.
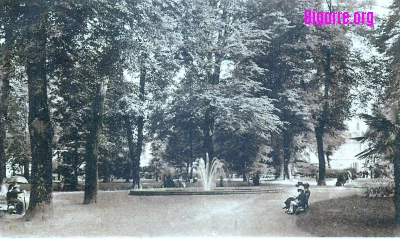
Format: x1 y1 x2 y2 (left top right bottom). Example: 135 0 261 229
25 2 53 221
273 134 285 180
124 113 135 185
202 54 220 165
23 160 30 182
326 152 331 169
278 152 285 180
316 126 326 186
315 47 331 186
101 161 110 183
242 160 247 182
188 122 194 181
132 66 146 188
283 131 293 179
124 167 131 183
71 140 78 190
203 106 215 164
182 10 195 181
24 130 30 181
83 80 108 204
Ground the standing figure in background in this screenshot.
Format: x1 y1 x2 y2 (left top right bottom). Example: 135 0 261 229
0 178 8 195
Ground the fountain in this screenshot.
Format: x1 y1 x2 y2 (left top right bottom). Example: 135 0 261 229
192 154 226 191
129 154 282 196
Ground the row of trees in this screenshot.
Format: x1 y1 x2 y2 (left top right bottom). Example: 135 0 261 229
353 0 400 225
0 0 398 223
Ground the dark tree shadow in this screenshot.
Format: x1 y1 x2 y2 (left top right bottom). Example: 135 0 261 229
296 195 395 237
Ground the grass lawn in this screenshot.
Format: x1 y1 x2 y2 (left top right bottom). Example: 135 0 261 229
297 195 396 237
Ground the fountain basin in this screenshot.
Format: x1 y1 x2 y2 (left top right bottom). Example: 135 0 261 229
129 187 283 196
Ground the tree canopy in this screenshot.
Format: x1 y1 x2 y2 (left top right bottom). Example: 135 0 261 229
1 0 398 223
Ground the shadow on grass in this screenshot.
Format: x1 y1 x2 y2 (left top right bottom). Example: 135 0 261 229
297 195 395 237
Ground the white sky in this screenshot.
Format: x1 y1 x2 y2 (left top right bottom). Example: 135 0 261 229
374 0 393 16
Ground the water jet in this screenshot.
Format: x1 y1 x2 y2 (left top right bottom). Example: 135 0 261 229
193 154 225 191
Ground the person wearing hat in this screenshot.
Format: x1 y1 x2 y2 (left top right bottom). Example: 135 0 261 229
282 184 305 211
295 181 311 206
6 184 24 214
286 185 308 214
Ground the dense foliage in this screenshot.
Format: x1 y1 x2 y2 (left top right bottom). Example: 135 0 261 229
0 0 397 221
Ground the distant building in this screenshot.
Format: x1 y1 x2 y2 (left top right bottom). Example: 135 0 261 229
328 133 366 171
309 119 367 172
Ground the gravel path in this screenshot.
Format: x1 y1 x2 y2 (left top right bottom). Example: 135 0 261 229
0 180 363 237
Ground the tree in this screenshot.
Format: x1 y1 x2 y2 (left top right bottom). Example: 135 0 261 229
23 1 53 220
48 0 130 203
302 0 356 185
349 0 400 227
49 0 92 191
153 73 204 181
0 0 26 182
371 0 400 226
80 0 129 203
355 107 398 163
101 80 136 183
84 80 108 204
0 0 11 181
244 0 312 180
6 79 30 180
122 0 181 188
354 105 400 224
169 0 282 179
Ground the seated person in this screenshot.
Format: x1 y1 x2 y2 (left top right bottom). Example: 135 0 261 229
282 185 304 210
286 185 308 214
6 184 24 214
296 182 311 200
